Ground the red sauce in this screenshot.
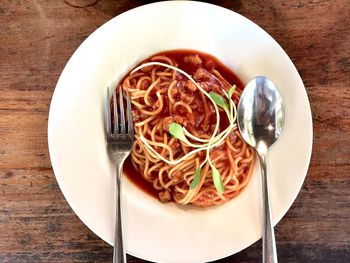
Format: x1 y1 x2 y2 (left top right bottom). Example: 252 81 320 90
122 49 244 200
162 49 244 88
123 157 159 198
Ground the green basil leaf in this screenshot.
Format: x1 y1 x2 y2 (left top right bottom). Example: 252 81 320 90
209 92 229 112
212 166 224 194
169 123 185 140
228 85 236 98
190 166 201 190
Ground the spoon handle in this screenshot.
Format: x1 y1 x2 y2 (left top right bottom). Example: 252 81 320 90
260 155 278 263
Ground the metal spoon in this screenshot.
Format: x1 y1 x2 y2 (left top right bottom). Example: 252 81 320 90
237 76 285 263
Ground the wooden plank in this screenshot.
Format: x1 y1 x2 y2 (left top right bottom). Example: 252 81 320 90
0 0 349 262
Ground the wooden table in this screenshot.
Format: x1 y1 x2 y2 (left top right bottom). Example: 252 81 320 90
1 1 349 262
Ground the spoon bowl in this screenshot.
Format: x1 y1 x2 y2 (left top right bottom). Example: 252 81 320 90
237 76 285 154
237 76 285 263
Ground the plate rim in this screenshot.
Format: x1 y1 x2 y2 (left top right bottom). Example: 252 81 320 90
48 1 313 262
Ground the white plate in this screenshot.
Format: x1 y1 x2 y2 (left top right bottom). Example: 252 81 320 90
48 1 312 263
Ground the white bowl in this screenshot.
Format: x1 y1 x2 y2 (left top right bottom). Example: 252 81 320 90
48 1 313 262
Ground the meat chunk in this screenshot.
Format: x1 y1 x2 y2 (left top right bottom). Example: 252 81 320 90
198 81 211 92
184 54 202 66
171 171 183 183
194 68 211 81
194 68 227 94
186 80 197 91
205 59 215 70
185 113 195 126
179 90 194 104
132 109 147 122
159 190 171 202
175 79 194 103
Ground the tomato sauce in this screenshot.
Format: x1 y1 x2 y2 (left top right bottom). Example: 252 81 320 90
122 49 244 199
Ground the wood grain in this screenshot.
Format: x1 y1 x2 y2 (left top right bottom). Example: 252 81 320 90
0 0 349 262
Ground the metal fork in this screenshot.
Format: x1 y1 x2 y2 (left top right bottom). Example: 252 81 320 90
105 86 134 263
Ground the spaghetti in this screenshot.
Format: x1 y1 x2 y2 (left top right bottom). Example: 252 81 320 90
119 50 254 207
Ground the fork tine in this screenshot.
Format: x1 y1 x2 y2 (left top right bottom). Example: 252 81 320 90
125 89 133 137
119 86 126 134
105 87 111 135
113 88 118 135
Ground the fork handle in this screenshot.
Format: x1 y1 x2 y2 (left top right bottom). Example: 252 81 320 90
113 162 126 263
